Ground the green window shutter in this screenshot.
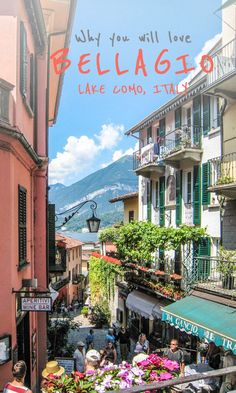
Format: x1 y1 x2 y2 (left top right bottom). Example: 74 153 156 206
159 118 165 146
159 176 165 227
30 54 35 112
194 237 211 280
175 108 182 147
48 204 56 267
18 186 27 265
203 95 210 136
187 172 192 204
202 162 210 205
147 180 152 221
176 170 182 226
193 165 201 225
20 22 27 98
193 96 201 145
155 181 158 208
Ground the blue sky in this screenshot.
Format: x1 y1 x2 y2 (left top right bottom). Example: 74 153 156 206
49 0 222 185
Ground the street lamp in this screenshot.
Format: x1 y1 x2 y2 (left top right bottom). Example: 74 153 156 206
55 200 101 232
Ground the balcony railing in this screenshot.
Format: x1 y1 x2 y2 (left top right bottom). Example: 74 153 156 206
51 276 70 291
207 37 236 86
209 152 236 187
187 256 236 296
133 143 164 171
161 125 201 158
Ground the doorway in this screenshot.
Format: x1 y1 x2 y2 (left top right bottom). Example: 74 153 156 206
17 313 31 387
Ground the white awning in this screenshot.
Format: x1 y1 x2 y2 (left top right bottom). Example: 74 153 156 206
126 290 157 319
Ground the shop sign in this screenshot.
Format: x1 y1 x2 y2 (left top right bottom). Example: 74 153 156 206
21 297 52 312
162 311 236 355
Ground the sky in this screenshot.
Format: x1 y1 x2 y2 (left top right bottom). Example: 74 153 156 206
48 0 222 186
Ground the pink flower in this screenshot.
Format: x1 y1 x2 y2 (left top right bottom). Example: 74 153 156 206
162 358 179 371
150 371 159 381
159 372 173 381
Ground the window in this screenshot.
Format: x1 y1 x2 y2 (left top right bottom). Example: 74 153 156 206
216 97 220 128
128 210 134 222
18 186 27 267
187 172 192 204
202 162 210 205
20 22 35 113
147 126 152 144
73 249 75 260
68 251 70 262
76 248 78 258
187 108 191 128
166 175 176 205
203 95 211 135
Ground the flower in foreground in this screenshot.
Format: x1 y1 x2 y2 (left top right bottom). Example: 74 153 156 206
159 372 173 381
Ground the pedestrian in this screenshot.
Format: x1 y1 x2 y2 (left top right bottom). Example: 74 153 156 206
134 333 149 355
85 350 101 372
117 326 130 361
100 342 117 366
3 360 32 393
205 342 221 369
41 360 65 390
73 341 85 372
163 339 185 376
105 328 116 345
86 329 94 351
220 350 236 393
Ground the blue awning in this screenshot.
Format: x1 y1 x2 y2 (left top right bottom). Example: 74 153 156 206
162 296 236 354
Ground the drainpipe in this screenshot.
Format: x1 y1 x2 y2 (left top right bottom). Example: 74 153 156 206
219 97 227 246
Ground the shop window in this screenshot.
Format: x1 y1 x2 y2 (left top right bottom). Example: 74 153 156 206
18 185 27 268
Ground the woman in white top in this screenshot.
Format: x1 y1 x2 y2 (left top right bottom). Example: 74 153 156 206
3 360 32 393
134 333 150 354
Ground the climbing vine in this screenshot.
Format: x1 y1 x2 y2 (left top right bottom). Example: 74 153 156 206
89 255 123 314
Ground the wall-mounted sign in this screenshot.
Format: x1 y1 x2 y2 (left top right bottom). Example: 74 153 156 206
55 357 75 374
21 297 52 312
0 335 11 365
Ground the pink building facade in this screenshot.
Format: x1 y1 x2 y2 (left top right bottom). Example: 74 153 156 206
0 0 75 390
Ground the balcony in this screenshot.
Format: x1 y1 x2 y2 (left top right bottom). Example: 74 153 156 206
209 152 236 198
161 125 202 168
72 273 84 285
187 256 236 298
51 276 70 291
133 143 165 178
206 38 236 98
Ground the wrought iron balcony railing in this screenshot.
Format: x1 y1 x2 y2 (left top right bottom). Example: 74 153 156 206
209 152 236 187
187 256 236 296
207 37 236 86
161 125 201 158
133 143 164 171
51 276 70 291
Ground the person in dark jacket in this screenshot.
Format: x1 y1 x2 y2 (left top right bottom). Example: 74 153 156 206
117 327 130 361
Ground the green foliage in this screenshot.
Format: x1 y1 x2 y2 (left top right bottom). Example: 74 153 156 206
47 316 80 358
89 256 122 319
88 304 110 328
217 246 236 277
81 306 89 315
216 175 234 185
99 221 207 264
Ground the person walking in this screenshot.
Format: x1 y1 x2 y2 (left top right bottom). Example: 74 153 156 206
134 333 149 355
117 327 130 361
73 341 85 372
86 329 95 351
163 339 185 375
105 328 116 345
3 360 32 393
85 350 101 372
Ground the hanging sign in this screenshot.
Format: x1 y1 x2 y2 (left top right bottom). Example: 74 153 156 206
21 297 52 312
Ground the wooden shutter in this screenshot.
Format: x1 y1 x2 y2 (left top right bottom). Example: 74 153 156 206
147 180 152 221
194 237 211 279
202 162 210 205
159 176 165 227
30 54 35 111
159 118 165 146
20 22 27 98
193 96 201 145
193 165 201 225
187 172 192 204
203 95 210 136
18 186 27 265
48 204 56 267
175 108 182 147
176 170 182 226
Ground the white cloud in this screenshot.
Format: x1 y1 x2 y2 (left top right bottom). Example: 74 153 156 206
101 141 139 168
49 123 125 185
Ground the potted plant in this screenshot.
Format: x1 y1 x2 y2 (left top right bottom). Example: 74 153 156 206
217 247 236 290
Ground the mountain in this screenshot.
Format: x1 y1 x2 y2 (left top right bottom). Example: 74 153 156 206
49 155 138 230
